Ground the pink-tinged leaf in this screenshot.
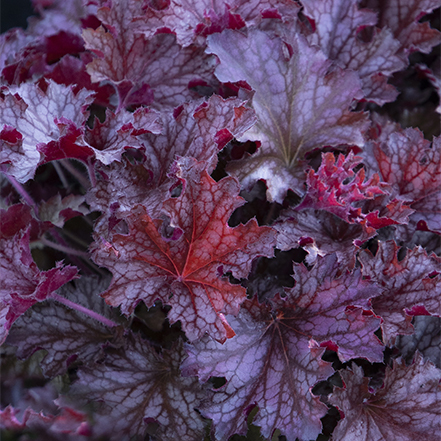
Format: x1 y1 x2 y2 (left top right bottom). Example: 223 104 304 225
92 158 276 342
207 29 369 202
134 0 300 46
416 62 441 113
329 355 441 441
82 0 216 108
366 0 441 56
0 228 79 345
359 240 441 343
181 305 333 441
140 95 256 183
373 129 441 234
0 404 90 435
85 107 162 165
296 152 386 224
274 209 375 267
0 204 33 239
0 80 94 182
6 276 125 378
303 0 405 104
396 315 441 368
67 334 208 441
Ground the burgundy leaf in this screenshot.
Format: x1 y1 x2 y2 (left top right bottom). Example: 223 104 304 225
359 240 441 342
373 128 441 234
67 334 208 441
329 355 441 441
139 95 256 183
135 0 300 46
296 152 386 224
0 80 94 182
0 228 79 345
0 404 90 435
92 158 276 342
85 107 162 165
82 0 217 108
207 29 369 201
6 276 125 378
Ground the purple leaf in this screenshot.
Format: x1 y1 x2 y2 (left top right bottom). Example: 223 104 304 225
0 228 79 345
6 276 125 378
67 334 208 441
359 240 441 343
207 28 369 201
329 355 441 441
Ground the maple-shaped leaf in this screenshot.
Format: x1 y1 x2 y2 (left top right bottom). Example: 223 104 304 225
82 0 217 109
88 96 256 221
134 0 300 46
182 255 383 441
0 80 94 182
181 303 333 441
274 209 375 267
207 29 369 202
359 240 441 343
372 128 441 235
92 158 276 342
396 315 441 368
66 333 208 441
6 276 125 378
0 228 79 345
303 0 405 104
84 107 162 165
365 0 441 56
329 355 441 441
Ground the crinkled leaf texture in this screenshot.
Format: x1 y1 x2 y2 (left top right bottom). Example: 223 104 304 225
0 80 94 182
0 228 78 345
87 96 256 220
135 0 300 46
82 0 216 108
207 28 369 202
85 107 162 165
303 0 405 104
275 209 375 267
66 333 208 441
92 158 276 342
372 128 441 234
6 276 125 378
359 240 441 343
181 254 383 440
329 355 441 441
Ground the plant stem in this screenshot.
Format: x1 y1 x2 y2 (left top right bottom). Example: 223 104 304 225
60 159 90 189
51 293 119 328
41 236 90 257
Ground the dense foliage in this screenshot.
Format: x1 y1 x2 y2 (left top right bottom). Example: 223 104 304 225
1 0 440 440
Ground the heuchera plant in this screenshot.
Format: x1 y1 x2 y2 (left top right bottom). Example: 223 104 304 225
1 0 441 440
